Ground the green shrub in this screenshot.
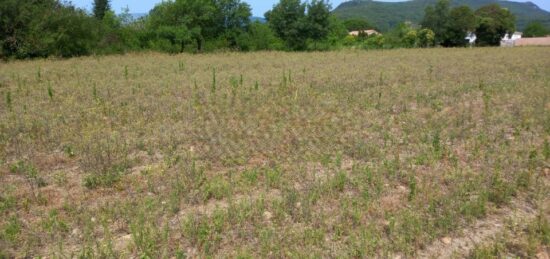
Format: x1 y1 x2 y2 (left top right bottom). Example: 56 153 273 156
264 167 282 189
203 176 231 200
80 131 129 189
0 195 16 214
83 170 123 189
9 160 46 197
2 216 21 243
331 171 347 192
487 172 515 206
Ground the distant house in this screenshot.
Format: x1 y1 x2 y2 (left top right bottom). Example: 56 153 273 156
500 32 550 46
349 30 381 37
501 32 523 47
503 32 523 41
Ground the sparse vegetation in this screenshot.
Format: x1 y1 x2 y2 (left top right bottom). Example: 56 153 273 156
0 48 549 257
469 211 550 258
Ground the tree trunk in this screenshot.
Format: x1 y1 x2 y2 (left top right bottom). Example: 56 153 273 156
196 38 203 53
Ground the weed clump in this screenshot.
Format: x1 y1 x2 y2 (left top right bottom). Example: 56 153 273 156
2 216 21 243
5 91 12 110
203 176 231 200
211 68 216 93
47 84 54 101
80 131 129 189
542 140 550 160
487 172 515 206
10 160 46 198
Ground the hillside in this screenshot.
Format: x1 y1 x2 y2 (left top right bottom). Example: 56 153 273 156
130 13 147 20
333 0 550 32
251 16 267 23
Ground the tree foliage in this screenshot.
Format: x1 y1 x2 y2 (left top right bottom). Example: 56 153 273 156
265 0 307 50
446 6 476 47
475 4 515 46
523 21 550 38
421 0 516 47
3 0 521 59
342 18 373 32
306 0 331 42
385 22 434 48
93 0 111 20
0 0 98 58
421 0 450 45
146 0 251 52
215 0 252 47
236 22 284 51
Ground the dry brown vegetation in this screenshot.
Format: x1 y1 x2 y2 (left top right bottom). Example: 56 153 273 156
0 48 549 258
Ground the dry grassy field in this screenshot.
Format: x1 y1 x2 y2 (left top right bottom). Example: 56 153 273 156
0 48 549 258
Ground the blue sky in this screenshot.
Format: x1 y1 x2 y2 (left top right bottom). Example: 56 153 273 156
70 0 550 17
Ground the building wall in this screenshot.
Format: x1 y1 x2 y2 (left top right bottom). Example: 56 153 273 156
514 37 550 46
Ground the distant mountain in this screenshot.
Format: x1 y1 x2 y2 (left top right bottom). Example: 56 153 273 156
333 0 550 32
129 13 147 21
251 16 267 23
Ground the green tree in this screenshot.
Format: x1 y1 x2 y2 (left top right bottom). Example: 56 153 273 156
421 0 450 45
0 0 66 58
41 5 98 57
306 0 331 42
147 0 217 52
213 0 252 48
214 0 251 31
265 0 307 50
236 22 284 51
474 4 515 46
306 15 348 51
95 8 142 54
93 0 111 20
0 0 98 59
266 0 335 50
146 0 251 52
446 6 476 47
386 22 417 48
327 15 348 42
381 22 434 49
523 21 550 37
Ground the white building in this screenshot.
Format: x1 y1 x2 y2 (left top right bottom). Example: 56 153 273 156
349 30 381 37
502 32 523 41
501 32 523 47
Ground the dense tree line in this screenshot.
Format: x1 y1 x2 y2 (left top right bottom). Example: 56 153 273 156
421 0 517 46
1 0 546 59
0 0 346 58
0 0 97 58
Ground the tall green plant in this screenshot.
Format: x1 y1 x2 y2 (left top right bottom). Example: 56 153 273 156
93 0 111 20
